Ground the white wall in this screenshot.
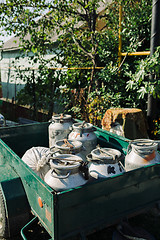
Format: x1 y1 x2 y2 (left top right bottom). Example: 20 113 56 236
0 49 60 100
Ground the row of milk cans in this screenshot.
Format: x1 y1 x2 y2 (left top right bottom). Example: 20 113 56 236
47 114 160 189
22 114 160 192
45 113 124 191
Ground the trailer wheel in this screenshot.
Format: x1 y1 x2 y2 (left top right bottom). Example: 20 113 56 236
0 189 9 239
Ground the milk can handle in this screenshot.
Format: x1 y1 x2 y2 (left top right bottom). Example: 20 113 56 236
79 128 83 137
69 126 73 131
60 113 64 123
86 154 92 161
118 160 125 171
127 141 132 154
49 146 60 156
50 146 56 152
49 118 54 123
79 162 89 180
78 121 85 137
51 169 71 179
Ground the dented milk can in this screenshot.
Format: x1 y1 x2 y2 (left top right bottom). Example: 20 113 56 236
44 154 88 192
49 114 73 148
125 139 160 171
87 147 125 179
68 122 97 156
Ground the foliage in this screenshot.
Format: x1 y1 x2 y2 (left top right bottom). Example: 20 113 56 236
126 47 160 99
16 68 64 116
0 0 153 124
121 0 151 52
86 90 122 126
150 118 160 140
10 54 66 116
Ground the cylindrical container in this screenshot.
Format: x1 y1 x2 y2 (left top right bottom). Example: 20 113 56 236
48 114 73 148
0 114 5 127
44 154 88 192
52 139 87 161
87 147 125 179
125 139 160 171
68 122 97 156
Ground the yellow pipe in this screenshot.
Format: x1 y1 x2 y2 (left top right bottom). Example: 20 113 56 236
49 67 104 70
0 66 104 71
118 4 122 67
118 3 150 64
120 51 150 56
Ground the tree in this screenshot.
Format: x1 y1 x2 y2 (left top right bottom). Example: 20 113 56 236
0 0 153 125
0 0 110 119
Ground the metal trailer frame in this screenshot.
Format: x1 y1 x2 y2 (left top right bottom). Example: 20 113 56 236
0 122 160 240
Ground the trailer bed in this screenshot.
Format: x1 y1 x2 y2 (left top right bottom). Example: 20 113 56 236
0 122 160 239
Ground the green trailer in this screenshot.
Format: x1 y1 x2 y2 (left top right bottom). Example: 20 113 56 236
0 122 160 240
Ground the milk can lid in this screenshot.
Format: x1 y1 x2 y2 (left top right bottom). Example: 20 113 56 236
52 114 72 121
91 147 121 163
55 139 82 150
72 122 93 130
131 139 158 151
50 154 82 170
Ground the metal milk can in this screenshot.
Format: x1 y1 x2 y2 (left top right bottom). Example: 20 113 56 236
125 139 160 171
44 154 88 192
51 139 87 162
87 148 125 179
48 114 73 148
0 114 5 127
87 147 125 179
68 122 97 156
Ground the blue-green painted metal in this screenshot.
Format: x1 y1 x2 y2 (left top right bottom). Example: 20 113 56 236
21 216 38 240
0 164 30 237
0 122 49 157
0 122 160 240
0 135 54 238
